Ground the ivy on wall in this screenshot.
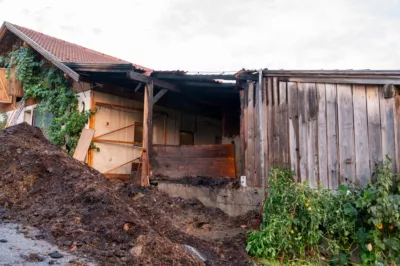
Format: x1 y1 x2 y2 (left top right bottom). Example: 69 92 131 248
1 47 94 155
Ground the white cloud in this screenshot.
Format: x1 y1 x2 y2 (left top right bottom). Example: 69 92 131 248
0 0 399 71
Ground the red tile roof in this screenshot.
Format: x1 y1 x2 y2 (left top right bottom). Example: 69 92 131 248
9 23 153 74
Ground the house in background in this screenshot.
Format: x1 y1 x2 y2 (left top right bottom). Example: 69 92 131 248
0 22 243 185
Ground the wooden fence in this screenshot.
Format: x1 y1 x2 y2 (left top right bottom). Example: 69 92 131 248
241 77 400 189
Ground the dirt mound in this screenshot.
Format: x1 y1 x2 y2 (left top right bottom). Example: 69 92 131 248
0 123 202 265
0 123 252 266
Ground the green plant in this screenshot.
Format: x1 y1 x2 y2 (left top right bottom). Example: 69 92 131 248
0 112 8 130
247 158 400 266
355 156 400 265
2 47 94 155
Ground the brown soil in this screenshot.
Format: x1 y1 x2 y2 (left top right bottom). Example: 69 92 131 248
0 123 256 266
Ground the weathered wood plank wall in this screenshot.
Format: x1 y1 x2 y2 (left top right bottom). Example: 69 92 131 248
242 79 400 189
151 144 236 179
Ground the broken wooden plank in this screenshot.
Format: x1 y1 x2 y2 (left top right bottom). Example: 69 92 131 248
353 85 370 186
337 84 355 185
73 128 95 162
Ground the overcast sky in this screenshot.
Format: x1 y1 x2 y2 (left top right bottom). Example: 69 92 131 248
0 0 399 72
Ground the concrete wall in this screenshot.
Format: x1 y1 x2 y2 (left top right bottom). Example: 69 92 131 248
158 182 264 217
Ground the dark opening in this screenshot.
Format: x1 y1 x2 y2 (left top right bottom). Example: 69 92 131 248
180 131 194 145
134 124 143 143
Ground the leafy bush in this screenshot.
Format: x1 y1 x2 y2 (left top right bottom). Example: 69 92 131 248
2 47 94 155
246 157 400 265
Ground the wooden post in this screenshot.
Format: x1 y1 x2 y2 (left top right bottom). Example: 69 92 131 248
141 81 153 186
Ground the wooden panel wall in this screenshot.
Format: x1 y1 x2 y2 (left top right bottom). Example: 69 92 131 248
151 144 236 179
242 79 400 189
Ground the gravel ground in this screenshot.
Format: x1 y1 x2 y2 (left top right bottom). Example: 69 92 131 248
0 222 95 265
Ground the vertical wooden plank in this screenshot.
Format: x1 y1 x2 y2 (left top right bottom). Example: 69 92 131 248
247 82 255 186
307 83 318 188
366 85 382 176
267 77 274 170
298 83 308 183
244 85 248 181
353 85 370 187
142 81 153 187
262 77 269 182
288 82 299 179
326 84 339 189
273 77 280 167
337 84 355 186
395 95 400 174
239 88 245 176
380 89 396 172
316 83 328 188
279 81 289 167
254 81 261 187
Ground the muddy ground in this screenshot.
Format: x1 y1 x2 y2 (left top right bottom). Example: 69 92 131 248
0 123 258 265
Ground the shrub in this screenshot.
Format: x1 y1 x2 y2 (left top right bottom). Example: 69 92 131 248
246 157 400 265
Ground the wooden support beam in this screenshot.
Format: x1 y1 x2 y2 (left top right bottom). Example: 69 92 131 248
152 89 168 106
127 71 180 92
134 83 143 92
141 81 154 186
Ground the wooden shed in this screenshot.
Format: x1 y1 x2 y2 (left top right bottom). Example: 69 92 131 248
239 70 400 189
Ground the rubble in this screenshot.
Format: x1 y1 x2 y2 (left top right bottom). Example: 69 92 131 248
0 123 254 265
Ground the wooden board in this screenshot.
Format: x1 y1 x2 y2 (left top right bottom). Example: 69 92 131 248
239 89 245 176
287 82 299 179
395 95 400 173
273 77 280 167
353 85 371 186
243 85 248 180
316 83 328 188
254 82 261 187
142 82 153 186
298 83 308 182
73 128 95 162
0 69 11 103
262 78 269 181
151 144 236 179
337 84 355 185
267 78 274 170
307 83 318 188
246 82 255 186
279 81 288 167
366 85 382 175
380 88 396 172
326 84 339 189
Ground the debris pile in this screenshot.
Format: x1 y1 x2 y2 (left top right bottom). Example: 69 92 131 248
0 123 253 265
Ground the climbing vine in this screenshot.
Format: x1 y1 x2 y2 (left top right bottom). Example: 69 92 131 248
2 47 94 155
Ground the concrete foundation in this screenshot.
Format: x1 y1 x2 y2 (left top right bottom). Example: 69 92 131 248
157 182 265 217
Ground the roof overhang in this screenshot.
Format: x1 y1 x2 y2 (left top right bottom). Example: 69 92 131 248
1 22 80 81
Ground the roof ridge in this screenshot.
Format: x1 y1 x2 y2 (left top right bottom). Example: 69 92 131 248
10 23 130 64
